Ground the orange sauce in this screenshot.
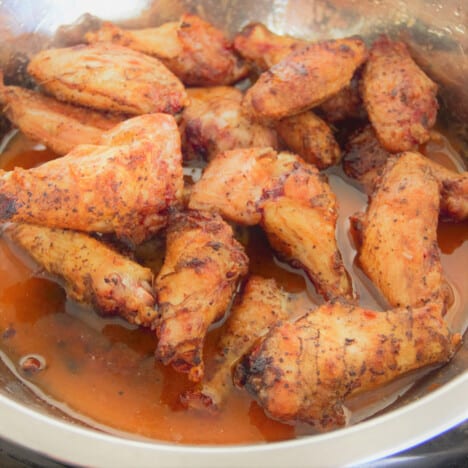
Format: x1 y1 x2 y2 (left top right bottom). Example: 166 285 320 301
0 129 466 444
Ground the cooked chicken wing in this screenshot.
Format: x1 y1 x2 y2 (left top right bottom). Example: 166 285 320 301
85 14 248 86
0 77 123 155
233 22 307 71
4 223 157 326
362 36 438 152
182 276 290 410
242 37 367 121
276 111 341 169
234 301 458 429
342 125 391 194
0 114 183 244
27 43 188 115
189 148 354 301
343 128 468 220
155 210 248 382
352 152 450 308
180 86 278 161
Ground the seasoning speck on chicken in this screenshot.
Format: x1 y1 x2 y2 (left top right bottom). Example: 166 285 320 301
362 35 438 152
0 114 184 244
86 14 248 86
155 210 249 382
234 301 459 429
27 43 188 115
4 223 157 327
242 37 368 121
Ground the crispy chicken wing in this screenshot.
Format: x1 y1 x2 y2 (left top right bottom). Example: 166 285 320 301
352 152 450 308
0 114 183 244
4 223 157 326
0 77 123 155
234 301 458 429
343 128 468 220
183 276 290 409
155 210 248 382
233 22 307 71
85 14 248 86
189 148 354 301
362 36 438 152
27 43 188 115
242 37 367 121
276 111 341 169
180 86 278 161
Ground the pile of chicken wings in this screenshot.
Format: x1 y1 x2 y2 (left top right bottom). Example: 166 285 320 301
0 13 466 430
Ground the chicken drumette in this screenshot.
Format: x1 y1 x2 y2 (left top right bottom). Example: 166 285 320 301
352 152 452 309
155 210 248 382
362 35 438 152
189 147 354 301
183 276 291 409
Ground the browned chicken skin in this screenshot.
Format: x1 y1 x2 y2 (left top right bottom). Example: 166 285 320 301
183 276 291 410
155 210 248 382
0 114 183 244
27 43 188 115
276 111 341 169
362 36 438 152
352 152 451 309
3 223 157 326
86 14 248 86
0 77 123 155
343 128 468 221
180 87 278 161
234 24 366 123
234 301 459 429
242 37 367 121
189 148 354 301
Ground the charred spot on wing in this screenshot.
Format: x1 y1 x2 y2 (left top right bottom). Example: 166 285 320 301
0 193 18 219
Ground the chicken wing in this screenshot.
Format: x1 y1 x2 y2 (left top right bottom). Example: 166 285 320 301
343 128 468 220
0 77 123 155
155 210 248 382
180 86 278 161
234 301 458 429
342 125 391 194
3 223 157 326
233 22 307 71
27 43 188 115
352 152 450 308
242 37 367 121
85 14 248 86
182 276 290 410
362 36 438 152
276 111 341 169
0 114 183 244
189 148 354 301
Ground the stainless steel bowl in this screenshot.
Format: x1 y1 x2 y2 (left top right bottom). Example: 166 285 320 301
0 0 467 466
